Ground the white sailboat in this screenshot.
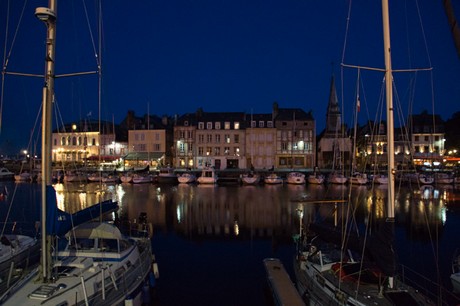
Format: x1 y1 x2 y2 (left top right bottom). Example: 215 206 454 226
293 1 436 304
0 2 158 304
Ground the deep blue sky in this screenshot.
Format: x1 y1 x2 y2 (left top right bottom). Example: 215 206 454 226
1 0 459 156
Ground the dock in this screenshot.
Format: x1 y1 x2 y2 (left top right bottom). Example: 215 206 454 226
263 258 305 306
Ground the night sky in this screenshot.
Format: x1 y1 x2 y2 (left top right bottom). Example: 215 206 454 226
1 0 459 156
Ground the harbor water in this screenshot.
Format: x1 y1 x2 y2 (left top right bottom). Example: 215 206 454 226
1 180 459 305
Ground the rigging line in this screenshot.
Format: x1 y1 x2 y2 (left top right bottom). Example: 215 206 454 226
1 0 28 131
414 0 433 68
340 0 353 64
82 0 100 68
342 63 432 73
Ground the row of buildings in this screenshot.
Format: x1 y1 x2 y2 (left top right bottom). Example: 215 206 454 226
51 77 448 172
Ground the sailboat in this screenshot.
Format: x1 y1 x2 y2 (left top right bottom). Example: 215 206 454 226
293 1 436 305
0 2 157 304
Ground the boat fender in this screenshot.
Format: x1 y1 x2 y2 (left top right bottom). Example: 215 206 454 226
152 262 159 279
334 290 347 303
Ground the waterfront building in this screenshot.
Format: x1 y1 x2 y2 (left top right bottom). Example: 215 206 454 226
409 111 446 167
123 111 173 169
273 102 316 169
52 119 125 166
174 109 247 170
245 113 276 170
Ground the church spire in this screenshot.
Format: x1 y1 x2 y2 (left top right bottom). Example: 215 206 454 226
325 75 342 136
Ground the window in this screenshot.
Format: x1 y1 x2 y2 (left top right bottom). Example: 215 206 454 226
154 144 160 151
224 147 230 155
184 120 189 126
179 131 185 139
198 147 204 155
224 122 230 129
155 133 160 141
215 122 221 130
251 121 256 128
92 138 96 146
414 136 419 141
207 122 213 129
424 136 429 142
234 134 239 143
199 135 204 143
214 147 221 155
215 134 221 143
77 137 82 146
234 122 240 129
179 143 185 153
207 134 212 143
206 147 212 155
187 130 193 139
267 121 273 128
225 134 231 143
198 122 204 130
61 137 65 145
259 121 264 128
281 142 288 151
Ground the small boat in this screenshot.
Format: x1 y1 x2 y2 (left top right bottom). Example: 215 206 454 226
371 173 388 184
14 172 31 182
434 172 454 184
286 172 305 185
451 249 460 294
87 172 103 183
101 173 120 184
348 172 368 185
63 170 87 183
0 168 14 180
0 234 40 295
120 171 134 183
177 172 197 184
264 173 283 185
307 172 325 185
241 172 260 185
132 173 154 184
157 167 178 184
327 171 348 184
197 167 217 184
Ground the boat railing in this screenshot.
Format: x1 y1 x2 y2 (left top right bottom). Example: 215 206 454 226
398 263 458 306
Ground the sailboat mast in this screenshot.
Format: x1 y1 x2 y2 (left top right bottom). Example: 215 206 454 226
382 0 395 220
37 0 57 281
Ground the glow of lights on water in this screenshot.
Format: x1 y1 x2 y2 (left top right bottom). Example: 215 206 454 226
78 192 87 208
115 185 125 204
176 205 182 224
54 184 65 211
234 221 239 236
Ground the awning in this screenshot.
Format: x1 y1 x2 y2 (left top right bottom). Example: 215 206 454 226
122 152 164 161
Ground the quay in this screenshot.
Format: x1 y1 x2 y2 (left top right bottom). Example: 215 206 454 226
263 258 305 306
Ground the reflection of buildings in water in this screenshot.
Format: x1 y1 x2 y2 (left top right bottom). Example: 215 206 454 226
55 182 115 213
118 183 167 228
168 185 301 240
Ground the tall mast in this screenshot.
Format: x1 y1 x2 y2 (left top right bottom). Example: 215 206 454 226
36 0 57 282
382 0 396 288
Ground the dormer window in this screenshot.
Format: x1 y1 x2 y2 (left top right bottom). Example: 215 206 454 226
267 121 273 128
215 122 221 130
234 122 240 130
207 122 213 129
198 122 204 130
184 121 189 127
259 121 264 128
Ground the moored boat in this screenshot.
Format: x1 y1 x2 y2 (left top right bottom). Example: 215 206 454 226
241 172 260 185
177 172 197 184
197 167 217 184
286 172 305 185
157 167 178 184
264 173 283 184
